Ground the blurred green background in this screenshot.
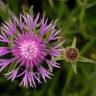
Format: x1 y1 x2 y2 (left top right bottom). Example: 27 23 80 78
0 0 96 96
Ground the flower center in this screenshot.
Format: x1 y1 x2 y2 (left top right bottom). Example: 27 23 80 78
12 32 46 66
19 41 38 59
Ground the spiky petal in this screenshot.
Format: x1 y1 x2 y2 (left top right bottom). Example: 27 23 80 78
0 13 64 87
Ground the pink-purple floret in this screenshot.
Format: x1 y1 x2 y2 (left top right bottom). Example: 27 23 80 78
0 13 64 87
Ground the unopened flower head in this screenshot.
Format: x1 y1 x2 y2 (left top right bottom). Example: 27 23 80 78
0 13 64 87
64 47 79 62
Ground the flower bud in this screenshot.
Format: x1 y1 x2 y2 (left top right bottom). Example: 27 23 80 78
64 47 79 62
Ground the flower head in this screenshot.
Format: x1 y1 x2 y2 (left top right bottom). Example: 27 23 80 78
62 37 95 74
64 47 79 62
0 13 64 87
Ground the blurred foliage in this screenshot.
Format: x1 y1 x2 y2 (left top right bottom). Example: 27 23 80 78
0 0 96 96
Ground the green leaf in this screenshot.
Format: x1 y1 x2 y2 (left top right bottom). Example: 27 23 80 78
54 55 65 61
71 62 77 74
48 0 54 8
77 56 96 64
72 37 76 48
28 6 33 16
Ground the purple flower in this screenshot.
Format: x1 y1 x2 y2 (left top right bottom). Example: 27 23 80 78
0 13 64 87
